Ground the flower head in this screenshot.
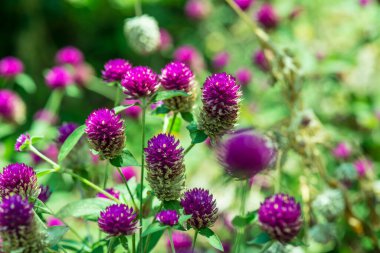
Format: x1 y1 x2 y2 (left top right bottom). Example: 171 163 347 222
15 133 30 152
45 66 72 89
159 28 173 51
121 66 159 99
38 185 52 203
212 52 230 70
96 188 120 200
312 189 344 221
57 122 79 145
0 56 23 78
124 15 160 54
114 166 137 184
236 68 252 86
218 130 276 179
185 0 211 20
145 134 185 201
47 216 64 227
253 50 270 71
0 163 39 199
98 204 138 236
55 46 83 65
354 158 373 178
234 0 254 11
166 231 192 253
156 210 179 226
34 109 58 125
256 4 279 30
174 45 205 73
85 109 125 159
258 193 302 243
0 89 26 124
332 142 351 160
102 59 132 83
180 188 218 230
199 73 241 138
0 195 33 230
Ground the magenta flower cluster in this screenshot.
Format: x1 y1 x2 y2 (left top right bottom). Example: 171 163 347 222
57 122 79 145
156 210 180 226
45 66 72 89
121 66 159 99
102 59 132 82
0 56 23 78
0 195 33 231
55 46 84 66
98 204 138 236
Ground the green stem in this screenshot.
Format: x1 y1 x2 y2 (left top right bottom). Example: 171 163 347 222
103 162 109 189
184 143 195 155
66 172 120 203
135 0 142 16
259 241 274 253
168 228 176 253
33 209 47 230
274 150 283 193
144 203 163 252
108 237 116 253
114 84 122 107
46 89 64 115
116 166 138 210
29 145 60 169
234 180 249 253
132 234 136 253
192 230 198 253
139 99 147 253
168 112 178 135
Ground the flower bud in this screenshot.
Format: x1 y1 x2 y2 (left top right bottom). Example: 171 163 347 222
15 133 30 152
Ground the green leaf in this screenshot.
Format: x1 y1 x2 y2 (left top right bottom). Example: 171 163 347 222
15 73 36 93
178 214 192 224
152 90 189 102
247 232 271 245
137 229 164 253
142 223 168 237
66 84 82 98
119 236 129 250
180 112 194 122
109 149 139 167
30 136 44 144
35 167 55 177
56 198 114 219
163 200 181 211
186 122 208 144
152 104 170 115
58 125 86 163
232 210 257 228
34 199 53 215
47 226 69 247
199 228 224 251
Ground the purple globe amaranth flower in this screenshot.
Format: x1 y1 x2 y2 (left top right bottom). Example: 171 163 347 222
332 142 351 160
0 56 23 78
45 66 72 89
258 193 302 243
96 188 120 200
98 204 138 236
34 109 58 125
354 158 373 177
57 122 79 145
236 68 252 86
359 0 372 6
0 163 39 199
160 62 197 112
199 73 241 139
15 133 30 152
85 108 125 159
166 231 192 253
0 195 47 252
156 210 179 226
102 59 132 83
174 45 205 73
55 46 84 66
185 0 211 20
145 134 185 201
114 166 137 184
253 50 270 71
159 28 173 51
256 4 279 30
218 130 276 179
124 99 142 119
234 0 254 11
0 89 26 125
180 188 218 230
121 66 159 99
38 185 52 203
47 216 64 227
212 52 230 70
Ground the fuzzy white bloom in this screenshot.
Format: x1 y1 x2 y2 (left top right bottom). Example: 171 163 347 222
124 15 160 54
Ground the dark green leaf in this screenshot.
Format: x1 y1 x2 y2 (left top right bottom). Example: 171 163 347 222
180 112 194 123
15 73 36 93
142 223 168 237
56 198 114 219
58 125 86 163
232 211 257 228
137 229 165 252
47 226 69 247
199 228 224 251
110 149 139 167
153 90 189 102
247 232 271 245
34 199 53 215
119 236 129 250
152 104 170 115
163 200 181 211
186 122 208 144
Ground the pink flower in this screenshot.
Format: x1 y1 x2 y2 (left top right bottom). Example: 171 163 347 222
114 166 138 184
47 216 65 227
332 142 351 160
354 158 373 177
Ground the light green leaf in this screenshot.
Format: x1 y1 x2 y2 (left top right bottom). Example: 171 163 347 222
110 149 139 167
142 223 168 237
15 73 36 93
152 90 189 102
199 228 224 251
58 125 85 163
56 198 114 219
47 226 69 247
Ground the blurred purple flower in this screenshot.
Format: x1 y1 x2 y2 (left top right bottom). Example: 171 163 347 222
114 166 137 184
124 99 142 119
166 231 192 253
0 56 23 78
234 0 254 10
45 66 72 89
34 109 58 125
156 210 179 226
55 46 84 66
185 0 211 20
212 52 230 70
102 59 132 83
236 68 252 86
354 158 373 177
173 45 205 73
0 89 26 124
57 122 79 145
253 50 270 71
159 28 173 51
47 216 65 227
256 4 279 30
38 185 52 203
96 188 120 200
332 142 351 160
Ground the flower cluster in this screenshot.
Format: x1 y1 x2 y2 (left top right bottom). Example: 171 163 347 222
102 59 132 83
98 204 138 236
145 134 186 201
45 66 72 89
121 66 159 99
156 210 179 226
0 56 23 78
0 89 26 125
